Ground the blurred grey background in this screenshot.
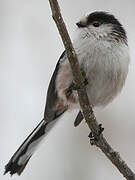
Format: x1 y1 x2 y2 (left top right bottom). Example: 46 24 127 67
1 0 135 180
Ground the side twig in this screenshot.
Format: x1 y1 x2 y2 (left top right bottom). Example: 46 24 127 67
48 0 135 179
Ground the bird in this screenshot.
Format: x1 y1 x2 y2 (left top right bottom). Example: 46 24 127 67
4 11 130 176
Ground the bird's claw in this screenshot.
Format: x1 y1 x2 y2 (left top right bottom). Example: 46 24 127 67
88 124 104 144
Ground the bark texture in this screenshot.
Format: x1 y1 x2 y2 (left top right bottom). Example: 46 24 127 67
48 0 135 179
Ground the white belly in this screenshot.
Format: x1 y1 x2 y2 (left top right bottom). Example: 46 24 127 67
76 40 129 106
56 40 129 109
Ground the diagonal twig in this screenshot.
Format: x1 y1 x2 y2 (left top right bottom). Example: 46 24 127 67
48 0 135 179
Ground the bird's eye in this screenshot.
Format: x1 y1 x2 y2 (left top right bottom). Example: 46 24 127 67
92 21 100 27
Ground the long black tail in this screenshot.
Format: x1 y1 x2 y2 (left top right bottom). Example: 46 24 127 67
4 119 59 176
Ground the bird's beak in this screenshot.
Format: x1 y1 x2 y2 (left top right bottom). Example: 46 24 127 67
76 21 87 28
76 17 88 28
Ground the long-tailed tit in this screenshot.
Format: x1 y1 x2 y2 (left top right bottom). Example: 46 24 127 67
4 11 129 176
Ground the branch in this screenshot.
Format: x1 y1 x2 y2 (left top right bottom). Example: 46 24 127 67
48 0 135 179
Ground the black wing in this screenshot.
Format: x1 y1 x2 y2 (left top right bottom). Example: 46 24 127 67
44 51 66 122
4 51 67 176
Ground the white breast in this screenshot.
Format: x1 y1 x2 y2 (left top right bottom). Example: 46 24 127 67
56 29 129 109
74 32 130 106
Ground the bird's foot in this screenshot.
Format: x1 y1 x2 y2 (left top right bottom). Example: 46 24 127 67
88 124 104 145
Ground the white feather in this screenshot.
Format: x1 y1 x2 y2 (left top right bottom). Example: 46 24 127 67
56 23 129 108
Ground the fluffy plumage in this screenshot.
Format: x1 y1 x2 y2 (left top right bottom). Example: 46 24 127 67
4 11 129 176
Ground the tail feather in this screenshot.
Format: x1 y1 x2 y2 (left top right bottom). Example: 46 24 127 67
4 156 31 176
4 119 58 176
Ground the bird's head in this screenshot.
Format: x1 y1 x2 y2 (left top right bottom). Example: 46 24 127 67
76 11 127 44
